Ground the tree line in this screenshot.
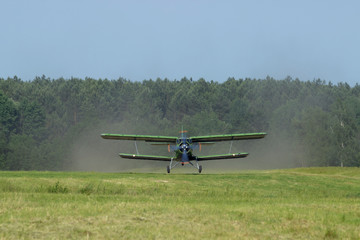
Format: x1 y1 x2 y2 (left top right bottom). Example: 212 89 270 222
1 75 360 170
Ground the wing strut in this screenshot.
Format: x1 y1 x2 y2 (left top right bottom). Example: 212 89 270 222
135 141 139 155
228 140 233 154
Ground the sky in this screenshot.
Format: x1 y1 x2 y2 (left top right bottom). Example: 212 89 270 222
1 0 359 85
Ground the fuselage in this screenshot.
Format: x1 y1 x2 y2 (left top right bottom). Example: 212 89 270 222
173 132 197 163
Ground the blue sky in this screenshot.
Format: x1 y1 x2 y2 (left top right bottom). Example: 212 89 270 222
1 0 359 84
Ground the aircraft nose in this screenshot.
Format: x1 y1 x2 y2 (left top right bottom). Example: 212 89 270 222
180 143 188 152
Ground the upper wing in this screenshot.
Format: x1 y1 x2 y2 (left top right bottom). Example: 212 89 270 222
119 153 172 161
190 132 266 142
101 134 177 143
196 153 249 161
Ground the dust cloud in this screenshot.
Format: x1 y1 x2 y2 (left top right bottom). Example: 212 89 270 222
188 133 305 172
67 119 305 172
68 121 171 172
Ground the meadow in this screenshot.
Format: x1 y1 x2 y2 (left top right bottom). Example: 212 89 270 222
0 167 359 239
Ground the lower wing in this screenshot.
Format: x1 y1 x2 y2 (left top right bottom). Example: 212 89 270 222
196 153 248 161
119 153 172 161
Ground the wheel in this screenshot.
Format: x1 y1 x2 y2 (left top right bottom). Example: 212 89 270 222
198 165 202 173
167 165 170 173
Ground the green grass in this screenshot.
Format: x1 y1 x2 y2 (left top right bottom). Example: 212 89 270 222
0 167 360 239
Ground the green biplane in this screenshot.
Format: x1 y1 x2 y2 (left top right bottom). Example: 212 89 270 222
101 131 266 173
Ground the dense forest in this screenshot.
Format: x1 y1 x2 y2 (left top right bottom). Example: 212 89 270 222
1 76 360 171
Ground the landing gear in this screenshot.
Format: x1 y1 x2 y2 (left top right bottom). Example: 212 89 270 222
166 158 202 173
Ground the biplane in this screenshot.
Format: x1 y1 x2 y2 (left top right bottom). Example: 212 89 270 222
101 130 266 173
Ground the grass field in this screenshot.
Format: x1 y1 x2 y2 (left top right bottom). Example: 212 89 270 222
0 168 360 239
